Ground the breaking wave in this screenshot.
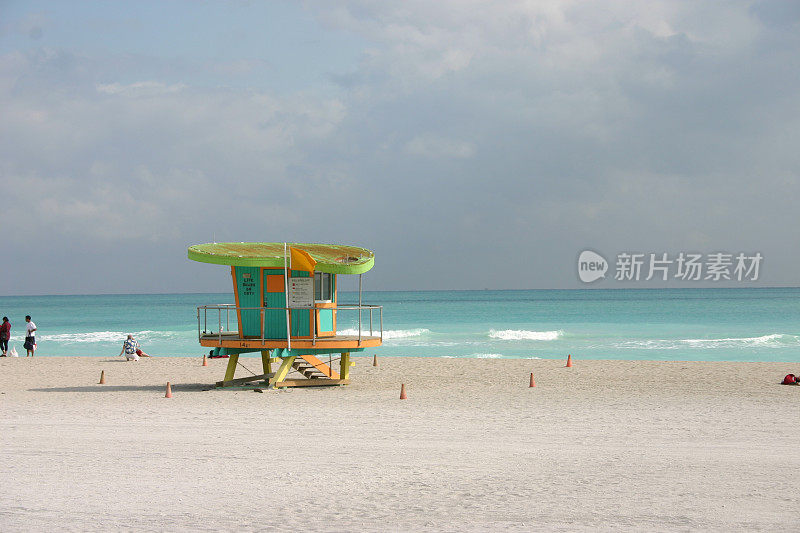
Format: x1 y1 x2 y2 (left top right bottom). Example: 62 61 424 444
488 329 563 341
680 334 800 348
38 330 185 344
338 328 430 339
614 334 800 350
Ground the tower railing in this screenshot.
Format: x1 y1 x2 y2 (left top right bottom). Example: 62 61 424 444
197 304 383 347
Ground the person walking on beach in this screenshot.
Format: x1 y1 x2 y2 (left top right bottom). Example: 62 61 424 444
23 315 36 357
0 317 10 356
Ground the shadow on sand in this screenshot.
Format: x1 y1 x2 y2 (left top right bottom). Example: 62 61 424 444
28 383 213 393
98 358 158 363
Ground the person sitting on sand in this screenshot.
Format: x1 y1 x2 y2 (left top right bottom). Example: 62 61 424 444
119 334 150 361
135 346 151 357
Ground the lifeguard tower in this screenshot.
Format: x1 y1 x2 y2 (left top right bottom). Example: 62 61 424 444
188 242 382 388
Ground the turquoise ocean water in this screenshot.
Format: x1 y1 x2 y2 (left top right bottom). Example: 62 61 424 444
0 288 798 361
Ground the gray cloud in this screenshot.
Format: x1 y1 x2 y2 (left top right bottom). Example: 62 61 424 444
1 1 798 294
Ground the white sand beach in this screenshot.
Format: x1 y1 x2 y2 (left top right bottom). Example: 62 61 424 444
1 356 799 531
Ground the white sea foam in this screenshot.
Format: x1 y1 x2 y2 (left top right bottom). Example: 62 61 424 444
680 334 800 348
338 328 430 339
611 340 680 350
473 353 504 358
488 329 563 341
38 330 185 344
39 331 128 343
614 334 800 350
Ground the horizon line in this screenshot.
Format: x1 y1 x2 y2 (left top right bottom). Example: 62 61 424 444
1 285 799 298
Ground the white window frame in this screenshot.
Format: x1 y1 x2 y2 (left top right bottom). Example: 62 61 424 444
314 272 333 303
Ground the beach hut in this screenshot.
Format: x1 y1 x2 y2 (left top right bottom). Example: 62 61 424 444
188 242 382 388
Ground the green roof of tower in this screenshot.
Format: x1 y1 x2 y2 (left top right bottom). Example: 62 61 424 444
187 242 375 274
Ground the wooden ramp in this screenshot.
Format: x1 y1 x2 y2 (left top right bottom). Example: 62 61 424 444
274 378 349 388
215 373 273 388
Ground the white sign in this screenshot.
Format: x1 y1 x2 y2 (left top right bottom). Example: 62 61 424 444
288 277 314 308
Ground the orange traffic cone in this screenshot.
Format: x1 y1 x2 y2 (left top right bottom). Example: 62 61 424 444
529 372 536 387
373 354 378 367
99 370 106 384
566 354 573 368
165 382 173 398
202 354 208 367
400 383 407 399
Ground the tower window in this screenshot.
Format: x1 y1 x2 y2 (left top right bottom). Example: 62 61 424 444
314 272 333 301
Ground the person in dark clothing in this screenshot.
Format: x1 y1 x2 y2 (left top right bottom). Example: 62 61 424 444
24 315 36 357
0 317 10 356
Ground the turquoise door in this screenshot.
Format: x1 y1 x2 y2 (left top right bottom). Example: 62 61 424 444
263 269 287 339
235 266 261 336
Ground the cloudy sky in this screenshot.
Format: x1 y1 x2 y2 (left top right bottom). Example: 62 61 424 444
1 1 799 295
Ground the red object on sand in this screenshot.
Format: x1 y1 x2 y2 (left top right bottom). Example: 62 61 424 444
782 374 796 385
